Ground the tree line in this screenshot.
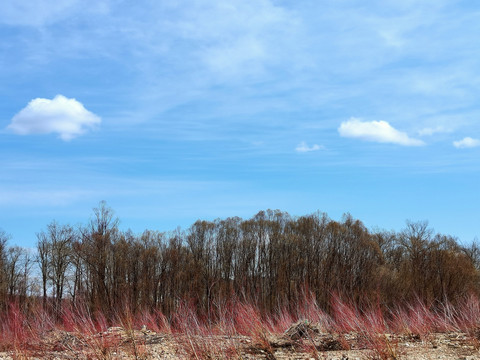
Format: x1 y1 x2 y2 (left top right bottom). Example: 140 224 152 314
1 201 479 318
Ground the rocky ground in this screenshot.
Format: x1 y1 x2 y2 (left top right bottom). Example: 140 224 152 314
2 322 480 359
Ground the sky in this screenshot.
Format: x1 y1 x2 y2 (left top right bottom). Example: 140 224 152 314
1 0 479 248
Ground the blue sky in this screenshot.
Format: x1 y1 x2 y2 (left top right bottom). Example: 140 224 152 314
1 0 479 247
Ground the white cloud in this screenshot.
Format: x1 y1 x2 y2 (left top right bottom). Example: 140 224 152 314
295 141 324 153
7 95 100 141
338 118 425 146
453 137 480 149
171 0 302 80
418 125 451 136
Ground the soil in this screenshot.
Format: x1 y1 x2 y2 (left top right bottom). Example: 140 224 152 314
2 324 480 359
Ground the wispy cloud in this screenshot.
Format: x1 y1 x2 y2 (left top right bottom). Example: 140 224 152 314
338 118 424 146
7 95 100 141
295 141 323 153
418 125 452 136
0 188 95 207
183 1 300 79
453 137 480 149
0 0 79 27
0 0 109 27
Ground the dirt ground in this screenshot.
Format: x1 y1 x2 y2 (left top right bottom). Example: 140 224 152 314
2 325 480 359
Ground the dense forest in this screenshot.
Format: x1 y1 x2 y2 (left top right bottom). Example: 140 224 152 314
1 201 479 319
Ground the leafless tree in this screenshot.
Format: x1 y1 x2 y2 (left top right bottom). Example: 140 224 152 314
36 221 75 313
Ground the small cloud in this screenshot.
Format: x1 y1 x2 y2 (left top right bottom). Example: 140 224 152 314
295 141 324 153
338 118 424 146
453 137 480 149
418 125 451 136
7 95 100 141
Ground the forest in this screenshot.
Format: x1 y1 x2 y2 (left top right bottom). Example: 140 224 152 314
1 201 479 320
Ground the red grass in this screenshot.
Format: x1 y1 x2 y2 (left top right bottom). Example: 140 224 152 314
134 309 171 334
0 303 28 350
2 293 480 358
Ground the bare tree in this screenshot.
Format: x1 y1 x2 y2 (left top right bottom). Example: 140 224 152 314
0 229 10 308
37 233 50 308
4 246 31 306
78 201 119 313
37 221 75 313
6 207 480 320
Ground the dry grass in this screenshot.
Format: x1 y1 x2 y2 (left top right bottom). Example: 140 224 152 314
2 294 480 359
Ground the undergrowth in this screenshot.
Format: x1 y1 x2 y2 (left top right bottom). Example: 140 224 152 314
1 293 480 359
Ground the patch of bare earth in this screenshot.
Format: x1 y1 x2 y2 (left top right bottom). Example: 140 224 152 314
2 323 480 359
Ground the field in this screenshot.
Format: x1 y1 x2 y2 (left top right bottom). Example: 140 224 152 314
2 208 480 359
3 294 480 359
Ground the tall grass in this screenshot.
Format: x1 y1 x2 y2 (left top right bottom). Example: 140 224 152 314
2 293 480 358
